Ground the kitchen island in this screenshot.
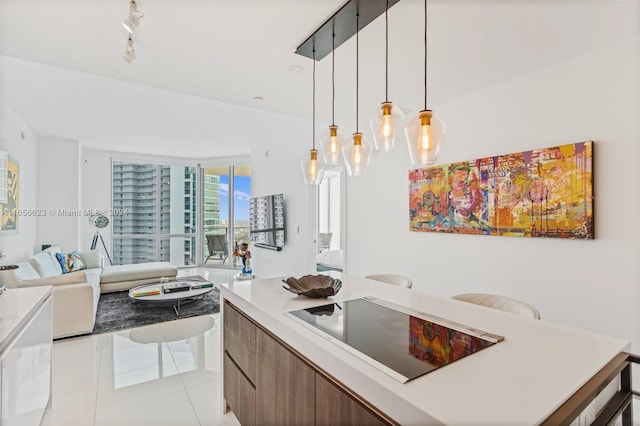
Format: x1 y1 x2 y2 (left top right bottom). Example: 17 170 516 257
220 273 630 425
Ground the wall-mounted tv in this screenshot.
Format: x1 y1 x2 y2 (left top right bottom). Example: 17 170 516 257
250 193 285 250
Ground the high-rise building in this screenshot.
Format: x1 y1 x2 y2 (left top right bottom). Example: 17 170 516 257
111 163 220 265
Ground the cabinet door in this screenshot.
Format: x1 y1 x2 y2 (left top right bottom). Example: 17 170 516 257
256 329 315 425
224 354 255 426
316 375 387 426
223 302 256 383
1 298 52 426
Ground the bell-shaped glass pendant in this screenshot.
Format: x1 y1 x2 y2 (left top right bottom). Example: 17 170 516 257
300 149 325 185
404 110 446 166
341 132 374 177
319 125 346 166
370 101 405 153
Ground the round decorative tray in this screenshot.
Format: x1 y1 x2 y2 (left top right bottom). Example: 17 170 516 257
282 274 342 298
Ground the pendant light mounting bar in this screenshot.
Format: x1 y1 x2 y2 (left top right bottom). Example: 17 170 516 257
295 0 400 61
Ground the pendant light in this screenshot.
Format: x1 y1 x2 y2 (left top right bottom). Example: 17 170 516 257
301 48 325 185
320 32 346 166
342 13 374 177
370 0 404 153
405 0 446 166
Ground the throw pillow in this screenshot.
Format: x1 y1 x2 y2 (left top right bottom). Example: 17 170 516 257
54 251 86 274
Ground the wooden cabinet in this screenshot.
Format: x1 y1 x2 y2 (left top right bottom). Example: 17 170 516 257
223 354 255 426
256 329 315 425
316 375 386 426
223 301 393 426
223 301 256 383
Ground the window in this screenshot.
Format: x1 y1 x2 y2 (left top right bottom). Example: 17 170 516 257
111 162 197 266
202 165 251 266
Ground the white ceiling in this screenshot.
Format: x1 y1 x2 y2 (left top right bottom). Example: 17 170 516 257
0 0 637 158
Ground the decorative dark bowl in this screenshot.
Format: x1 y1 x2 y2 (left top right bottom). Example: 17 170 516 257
282 275 342 298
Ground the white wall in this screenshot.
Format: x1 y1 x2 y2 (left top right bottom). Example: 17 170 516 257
0 105 38 263
346 36 640 348
36 136 81 252
80 149 112 256
249 115 315 279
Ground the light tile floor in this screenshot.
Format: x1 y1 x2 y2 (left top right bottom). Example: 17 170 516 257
42 267 240 426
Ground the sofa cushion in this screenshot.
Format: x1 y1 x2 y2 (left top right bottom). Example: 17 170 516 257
29 252 63 278
14 262 40 281
20 271 87 287
83 268 102 287
77 250 102 269
55 252 86 273
100 262 177 284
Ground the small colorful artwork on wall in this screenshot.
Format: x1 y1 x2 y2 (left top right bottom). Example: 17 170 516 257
1 157 19 232
409 141 593 239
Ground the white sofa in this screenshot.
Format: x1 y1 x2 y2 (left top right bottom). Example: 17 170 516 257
0 247 177 339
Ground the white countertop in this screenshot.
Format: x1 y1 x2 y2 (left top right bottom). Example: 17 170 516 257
0 286 53 354
221 273 629 425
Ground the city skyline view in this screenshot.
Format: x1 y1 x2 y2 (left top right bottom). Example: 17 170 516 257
111 162 251 266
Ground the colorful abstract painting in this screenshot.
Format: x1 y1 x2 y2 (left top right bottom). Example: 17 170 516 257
409 141 593 239
1 157 18 232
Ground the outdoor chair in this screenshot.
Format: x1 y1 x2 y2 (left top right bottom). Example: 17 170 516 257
205 234 228 264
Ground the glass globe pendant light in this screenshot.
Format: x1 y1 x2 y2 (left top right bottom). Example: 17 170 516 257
320 33 346 166
301 48 326 185
370 0 404 153
342 13 374 177
405 0 446 166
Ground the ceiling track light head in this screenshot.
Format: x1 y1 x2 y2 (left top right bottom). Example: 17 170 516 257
122 0 144 34
123 35 136 64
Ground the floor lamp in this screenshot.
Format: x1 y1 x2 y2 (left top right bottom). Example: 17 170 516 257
89 214 113 265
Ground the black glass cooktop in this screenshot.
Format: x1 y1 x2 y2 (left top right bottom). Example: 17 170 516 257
286 297 503 383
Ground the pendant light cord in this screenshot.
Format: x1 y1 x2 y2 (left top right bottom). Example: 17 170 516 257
312 48 316 150
332 32 335 126
385 0 389 102
424 0 428 110
356 13 359 133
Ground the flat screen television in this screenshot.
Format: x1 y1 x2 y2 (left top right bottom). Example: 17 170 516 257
249 193 285 250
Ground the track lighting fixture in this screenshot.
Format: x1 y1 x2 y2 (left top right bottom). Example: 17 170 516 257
122 0 144 34
123 35 136 64
301 49 326 185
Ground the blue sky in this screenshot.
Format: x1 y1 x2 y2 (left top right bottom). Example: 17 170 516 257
218 175 251 221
